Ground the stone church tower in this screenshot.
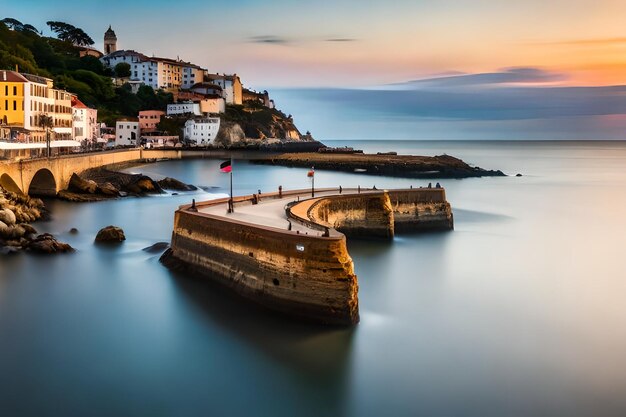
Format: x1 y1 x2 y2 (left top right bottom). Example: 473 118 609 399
104 26 117 55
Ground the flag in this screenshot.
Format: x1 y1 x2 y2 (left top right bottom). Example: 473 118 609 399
220 160 232 173
307 166 315 177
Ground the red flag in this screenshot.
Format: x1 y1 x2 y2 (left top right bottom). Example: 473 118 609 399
220 160 232 173
307 166 314 177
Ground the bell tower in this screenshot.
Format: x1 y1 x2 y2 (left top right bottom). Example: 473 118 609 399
104 26 117 55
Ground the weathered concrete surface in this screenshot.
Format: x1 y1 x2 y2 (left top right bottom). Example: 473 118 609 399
162 187 453 325
162 192 359 325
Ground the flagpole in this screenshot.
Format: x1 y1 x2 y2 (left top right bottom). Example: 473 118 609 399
229 156 234 213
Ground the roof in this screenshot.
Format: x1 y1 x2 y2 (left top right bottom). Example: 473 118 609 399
71 97 88 108
191 82 222 90
0 70 28 83
104 49 149 60
206 73 239 82
105 25 117 38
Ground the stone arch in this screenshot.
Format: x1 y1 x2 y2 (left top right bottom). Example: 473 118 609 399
0 173 23 194
28 169 57 196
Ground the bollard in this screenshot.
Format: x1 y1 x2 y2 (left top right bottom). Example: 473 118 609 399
339 185 342 194
358 185 361 194
278 185 282 198
189 199 198 212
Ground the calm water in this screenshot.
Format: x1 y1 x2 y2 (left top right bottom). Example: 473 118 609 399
2 141 626 416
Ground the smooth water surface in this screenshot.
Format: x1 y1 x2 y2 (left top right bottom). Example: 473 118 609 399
2 141 626 416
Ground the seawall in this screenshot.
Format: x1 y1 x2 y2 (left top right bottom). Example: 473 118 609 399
162 187 453 325
161 191 359 325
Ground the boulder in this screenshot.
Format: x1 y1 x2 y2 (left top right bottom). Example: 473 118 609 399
0 208 17 226
20 223 37 236
68 173 98 194
98 182 120 196
69 228 79 234
27 233 74 254
95 225 126 243
157 177 197 191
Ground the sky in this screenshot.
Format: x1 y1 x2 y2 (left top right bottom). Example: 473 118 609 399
5 0 626 139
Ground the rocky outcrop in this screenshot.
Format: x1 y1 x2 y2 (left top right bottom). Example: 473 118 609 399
0 186 73 255
254 152 505 179
95 225 126 243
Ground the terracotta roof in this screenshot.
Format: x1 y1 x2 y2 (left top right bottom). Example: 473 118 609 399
71 97 88 108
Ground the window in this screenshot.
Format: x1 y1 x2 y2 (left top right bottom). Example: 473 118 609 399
13 100 16 111
13 86 17 95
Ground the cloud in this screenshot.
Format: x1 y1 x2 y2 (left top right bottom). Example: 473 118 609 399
247 35 291 45
271 84 626 140
397 67 567 89
325 38 357 42
245 35 358 45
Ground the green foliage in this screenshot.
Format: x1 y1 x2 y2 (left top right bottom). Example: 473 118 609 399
157 116 185 139
0 20 174 123
114 62 131 78
46 21 94 46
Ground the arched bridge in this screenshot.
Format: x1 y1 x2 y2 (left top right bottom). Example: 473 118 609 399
0 149 180 196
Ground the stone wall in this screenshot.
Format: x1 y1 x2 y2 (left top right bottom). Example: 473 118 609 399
162 202 359 325
387 189 453 232
306 193 395 239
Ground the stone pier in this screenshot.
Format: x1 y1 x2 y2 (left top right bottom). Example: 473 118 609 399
161 187 453 325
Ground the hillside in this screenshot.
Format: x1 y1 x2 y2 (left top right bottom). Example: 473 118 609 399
0 19 174 125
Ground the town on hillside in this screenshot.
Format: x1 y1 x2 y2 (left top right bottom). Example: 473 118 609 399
0 22 304 160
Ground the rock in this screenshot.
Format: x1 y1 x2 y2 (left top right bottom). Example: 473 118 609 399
95 225 126 243
516 173 523 177
68 173 98 194
98 182 120 196
157 177 197 191
143 242 169 253
125 176 162 194
27 233 74 254
69 228 79 234
57 190 110 202
0 223 25 240
20 224 37 236
0 208 17 226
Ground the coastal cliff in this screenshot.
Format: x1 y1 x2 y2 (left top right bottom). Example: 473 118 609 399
215 102 313 146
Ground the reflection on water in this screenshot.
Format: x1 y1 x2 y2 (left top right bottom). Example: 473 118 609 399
2 141 626 416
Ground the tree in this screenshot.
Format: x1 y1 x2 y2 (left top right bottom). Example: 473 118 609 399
46 21 94 46
114 62 131 78
38 114 54 158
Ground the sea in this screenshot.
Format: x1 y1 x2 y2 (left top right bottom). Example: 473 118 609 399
1 140 626 416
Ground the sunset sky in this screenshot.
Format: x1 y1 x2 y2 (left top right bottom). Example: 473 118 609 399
6 0 626 88
5 0 626 139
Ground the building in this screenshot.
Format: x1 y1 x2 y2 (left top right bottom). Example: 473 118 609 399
198 97 225 114
115 119 140 146
167 102 201 116
52 89 73 140
243 88 272 108
0 70 74 142
184 118 221 145
189 83 222 97
72 97 98 142
182 64 205 90
205 74 242 105
101 50 206 93
138 110 164 132
104 26 117 55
